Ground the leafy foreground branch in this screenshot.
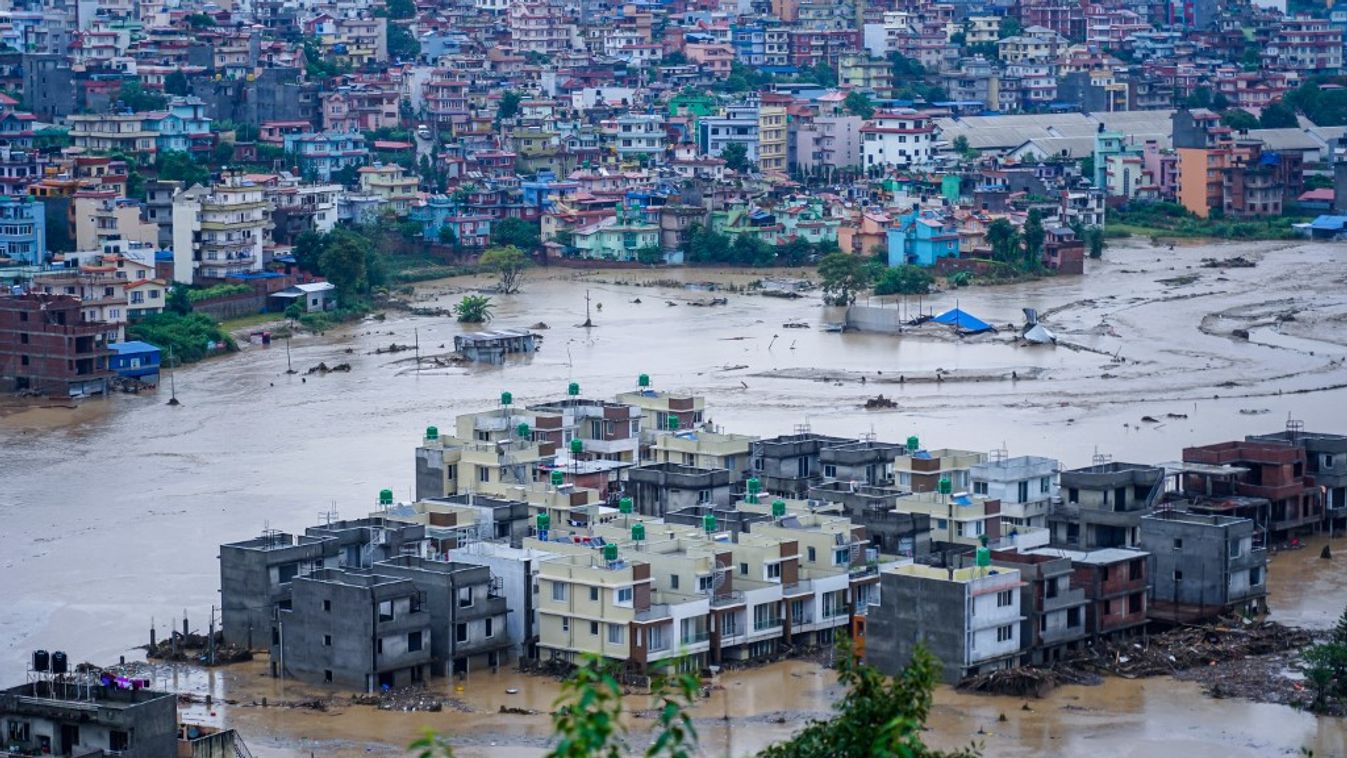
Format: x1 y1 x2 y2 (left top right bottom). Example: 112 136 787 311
411 639 980 758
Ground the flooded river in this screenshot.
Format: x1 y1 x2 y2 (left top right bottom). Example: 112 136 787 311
3 237 1347 754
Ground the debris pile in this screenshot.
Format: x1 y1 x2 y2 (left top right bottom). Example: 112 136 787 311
863 395 898 410
1086 621 1313 678
959 664 1099 698
352 687 472 713
1201 256 1256 268
306 362 352 374
144 632 252 665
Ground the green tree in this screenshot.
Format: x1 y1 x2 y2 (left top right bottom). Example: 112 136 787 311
999 17 1022 38
116 82 167 112
164 70 190 96
809 63 836 87
761 638 979 758
454 294 494 323
1082 225 1105 259
636 244 664 265
319 229 372 299
844 91 875 119
1080 154 1095 183
283 300 305 322
497 90 523 121
720 142 750 172
165 283 193 316
683 225 731 263
874 265 934 295
986 218 1019 263
156 151 210 187
492 217 541 251
437 225 458 246
1021 209 1046 268
388 23 420 61
479 245 530 293
888 51 926 78
293 230 327 274
1260 100 1298 129
184 12 215 28
1220 109 1259 130
818 252 871 306
386 0 416 18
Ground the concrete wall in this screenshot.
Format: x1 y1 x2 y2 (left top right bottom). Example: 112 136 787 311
866 571 968 684
842 304 910 334
0 687 177 758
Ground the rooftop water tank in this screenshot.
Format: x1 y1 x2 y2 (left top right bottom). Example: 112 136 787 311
619 497 633 514
32 650 48 673
638 373 650 387
667 414 680 431
501 391 513 406
938 478 952 495
703 513 717 533
426 425 439 440
550 470 564 486
516 422 531 438
568 382 580 396
907 435 919 451
632 522 646 541
537 513 551 531
379 488 393 505
975 546 991 567
570 438 584 455
603 543 619 562
747 478 761 494
772 499 786 518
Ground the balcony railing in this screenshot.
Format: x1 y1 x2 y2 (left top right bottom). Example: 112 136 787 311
681 631 711 644
753 618 783 631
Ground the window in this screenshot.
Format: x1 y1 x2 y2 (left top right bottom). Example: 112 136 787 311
996 625 1013 642
378 600 394 622
834 548 849 566
322 600 331 612
1250 567 1263 585
552 581 567 601
1229 540 1241 559
1040 476 1051 493
1129 559 1143 580
590 621 599 636
1173 538 1183 550
376 638 383 654
671 574 679 589
1068 488 1079 503
458 586 473 608
740 562 749 576
1174 570 1183 581
408 631 423 652
323 634 332 647
766 562 781 580
19 355 28 366
698 575 714 592
616 587 633 605
19 333 26 344
807 546 816 562
973 481 988 495
8 720 30 743
561 618 569 633
485 617 494 637
824 464 837 478
608 623 624 644
477 466 490 483
324 670 333 682
697 489 712 504
1129 593 1143 614
456 623 468 643
1017 481 1029 502
589 586 599 602
996 589 1013 607
1046 578 1059 599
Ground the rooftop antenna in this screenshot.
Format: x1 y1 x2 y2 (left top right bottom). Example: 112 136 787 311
1091 447 1111 468
1286 414 1303 441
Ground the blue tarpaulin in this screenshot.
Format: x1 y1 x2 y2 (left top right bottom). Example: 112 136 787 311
933 308 994 334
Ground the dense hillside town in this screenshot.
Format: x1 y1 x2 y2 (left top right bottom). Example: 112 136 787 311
2 0 1347 393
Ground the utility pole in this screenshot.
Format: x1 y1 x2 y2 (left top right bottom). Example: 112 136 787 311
414 327 420 371
167 347 179 405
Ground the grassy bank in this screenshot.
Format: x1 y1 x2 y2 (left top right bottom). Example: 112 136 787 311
128 313 237 364
1110 203 1307 241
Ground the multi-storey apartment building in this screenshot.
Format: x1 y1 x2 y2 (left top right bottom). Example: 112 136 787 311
861 110 935 171
170 175 270 283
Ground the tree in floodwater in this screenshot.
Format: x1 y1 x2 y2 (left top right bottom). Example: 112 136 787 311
479 245 530 294
818 252 872 306
453 294 494 323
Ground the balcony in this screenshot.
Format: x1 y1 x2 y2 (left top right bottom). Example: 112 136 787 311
681 631 711 644
753 617 783 632
635 604 672 622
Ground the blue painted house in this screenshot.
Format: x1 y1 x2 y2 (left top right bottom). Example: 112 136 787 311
109 341 161 380
886 209 960 268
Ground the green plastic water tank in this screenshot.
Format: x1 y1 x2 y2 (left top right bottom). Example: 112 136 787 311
638 374 650 387
632 522 646 541
501 391 513 406
667 415 680 431
747 478 761 494
975 546 991 567
537 513 550 531
425 425 439 440
938 478 952 495
619 497 633 514
703 513 717 533
570 438 584 455
550 470 565 486
771 499 786 518
907 435 920 451
516 422 530 438
379 489 394 505
603 543 619 562
568 382 580 396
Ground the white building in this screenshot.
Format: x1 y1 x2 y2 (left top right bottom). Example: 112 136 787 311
861 110 936 171
614 115 666 160
971 455 1060 529
170 176 270 284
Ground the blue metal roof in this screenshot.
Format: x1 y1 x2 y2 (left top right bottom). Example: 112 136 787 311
1310 215 1347 230
110 341 161 354
933 307 993 333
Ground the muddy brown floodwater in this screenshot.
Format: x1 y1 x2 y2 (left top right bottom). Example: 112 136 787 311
3 238 1347 755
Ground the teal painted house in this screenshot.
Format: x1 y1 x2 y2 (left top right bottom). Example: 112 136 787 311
886 209 960 267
